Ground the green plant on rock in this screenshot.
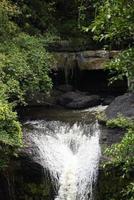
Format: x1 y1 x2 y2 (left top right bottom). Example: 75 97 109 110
106 114 134 129
105 128 134 172
103 116 134 200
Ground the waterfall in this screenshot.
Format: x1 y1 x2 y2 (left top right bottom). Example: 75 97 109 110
27 120 101 200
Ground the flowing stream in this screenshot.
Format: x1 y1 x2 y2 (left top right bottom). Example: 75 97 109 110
26 120 101 200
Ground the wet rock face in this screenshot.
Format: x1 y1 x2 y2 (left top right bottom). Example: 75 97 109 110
0 127 55 200
100 125 125 148
0 153 55 200
0 174 10 200
52 50 120 71
57 91 101 109
14 156 55 200
105 92 134 119
56 84 74 92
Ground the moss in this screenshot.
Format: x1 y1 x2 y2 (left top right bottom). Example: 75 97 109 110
26 182 51 197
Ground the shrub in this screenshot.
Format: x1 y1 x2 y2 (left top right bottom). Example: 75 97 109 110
0 98 22 169
104 116 134 200
105 48 134 91
0 33 54 105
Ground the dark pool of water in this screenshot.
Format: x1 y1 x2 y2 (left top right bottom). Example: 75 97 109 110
18 106 102 124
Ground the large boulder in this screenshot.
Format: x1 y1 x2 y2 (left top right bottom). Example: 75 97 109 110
102 96 115 105
57 91 101 109
105 92 134 119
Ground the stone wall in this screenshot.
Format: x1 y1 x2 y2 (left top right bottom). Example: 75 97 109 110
52 50 120 71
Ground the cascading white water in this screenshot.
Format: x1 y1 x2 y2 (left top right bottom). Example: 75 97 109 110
27 120 101 200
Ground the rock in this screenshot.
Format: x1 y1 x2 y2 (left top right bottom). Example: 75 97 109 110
53 52 76 69
52 50 121 71
82 50 96 57
105 93 134 119
109 50 120 58
0 138 54 200
26 92 55 107
56 84 74 92
95 50 109 58
100 125 125 147
57 91 101 109
26 90 62 108
66 95 101 109
102 96 115 105
57 91 82 105
78 57 109 70
47 40 97 52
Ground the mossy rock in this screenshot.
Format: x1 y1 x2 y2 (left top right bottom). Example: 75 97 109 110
24 182 52 198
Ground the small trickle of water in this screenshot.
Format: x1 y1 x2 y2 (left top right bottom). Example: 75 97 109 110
27 121 101 200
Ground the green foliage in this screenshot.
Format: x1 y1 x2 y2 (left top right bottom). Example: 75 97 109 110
105 48 134 91
0 0 20 40
0 33 54 105
0 0 55 106
0 101 22 146
90 0 134 91
105 128 134 172
90 0 134 43
12 0 56 34
104 116 134 200
121 182 134 200
0 0 55 170
11 0 98 39
0 98 22 169
0 83 8 102
106 114 133 129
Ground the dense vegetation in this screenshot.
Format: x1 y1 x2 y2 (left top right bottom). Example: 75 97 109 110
0 0 133 199
90 0 134 90
90 2 134 198
0 0 55 168
104 116 134 200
